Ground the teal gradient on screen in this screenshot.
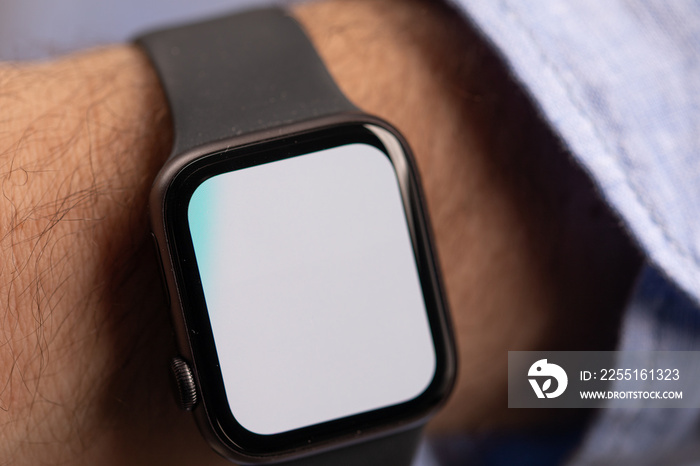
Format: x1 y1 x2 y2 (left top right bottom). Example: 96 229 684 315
188 177 219 285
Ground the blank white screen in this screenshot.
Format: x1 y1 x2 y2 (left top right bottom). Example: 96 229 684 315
188 143 436 435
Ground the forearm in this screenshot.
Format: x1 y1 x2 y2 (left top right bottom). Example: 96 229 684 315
0 0 639 464
0 48 178 464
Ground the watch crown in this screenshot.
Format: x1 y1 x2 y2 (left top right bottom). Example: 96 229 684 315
170 356 198 411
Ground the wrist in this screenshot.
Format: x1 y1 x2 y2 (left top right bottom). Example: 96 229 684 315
0 5 517 461
0 1 639 463
0 48 179 464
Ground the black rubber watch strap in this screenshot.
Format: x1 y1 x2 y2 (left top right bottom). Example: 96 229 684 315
281 427 423 466
136 8 357 159
136 7 424 466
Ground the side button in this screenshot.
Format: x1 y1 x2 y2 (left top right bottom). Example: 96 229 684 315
170 356 198 411
150 232 171 309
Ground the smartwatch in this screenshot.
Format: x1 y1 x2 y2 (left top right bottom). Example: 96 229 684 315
137 7 456 465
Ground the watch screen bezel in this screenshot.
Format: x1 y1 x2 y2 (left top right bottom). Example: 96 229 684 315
161 122 454 457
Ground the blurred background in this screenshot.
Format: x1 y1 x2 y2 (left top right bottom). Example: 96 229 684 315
0 0 285 60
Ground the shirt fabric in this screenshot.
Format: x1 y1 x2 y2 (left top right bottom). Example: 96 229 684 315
2 1 699 465
450 1 700 464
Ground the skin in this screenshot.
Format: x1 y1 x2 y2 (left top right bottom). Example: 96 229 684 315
0 0 640 464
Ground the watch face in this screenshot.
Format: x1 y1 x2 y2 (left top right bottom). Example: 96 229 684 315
161 123 454 455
